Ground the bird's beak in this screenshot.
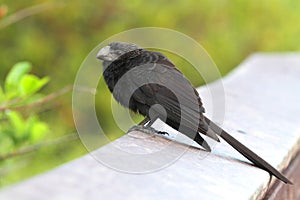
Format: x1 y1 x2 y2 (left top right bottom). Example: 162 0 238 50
97 46 114 61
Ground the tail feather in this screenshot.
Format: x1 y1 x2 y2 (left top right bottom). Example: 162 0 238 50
194 133 211 152
204 116 292 184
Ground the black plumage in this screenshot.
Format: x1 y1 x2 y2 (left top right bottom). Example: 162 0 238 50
97 41 291 184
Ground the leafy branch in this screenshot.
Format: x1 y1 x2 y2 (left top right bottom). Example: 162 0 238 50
0 62 74 160
0 85 72 112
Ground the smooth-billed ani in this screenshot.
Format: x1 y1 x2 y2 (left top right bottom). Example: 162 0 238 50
96 41 291 184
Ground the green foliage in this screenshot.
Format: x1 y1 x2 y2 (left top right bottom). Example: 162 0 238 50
0 61 84 187
1 111 49 153
2 62 49 101
5 62 31 96
0 62 49 156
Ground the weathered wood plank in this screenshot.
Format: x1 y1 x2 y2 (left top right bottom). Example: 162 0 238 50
1 53 300 200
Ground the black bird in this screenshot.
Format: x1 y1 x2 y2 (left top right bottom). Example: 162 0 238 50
96 41 291 184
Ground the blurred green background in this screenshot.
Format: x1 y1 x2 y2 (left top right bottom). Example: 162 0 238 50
0 0 300 187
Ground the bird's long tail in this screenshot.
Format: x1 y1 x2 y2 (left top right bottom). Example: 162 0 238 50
204 116 292 184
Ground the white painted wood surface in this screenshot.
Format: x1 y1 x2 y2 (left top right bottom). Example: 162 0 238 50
1 53 300 200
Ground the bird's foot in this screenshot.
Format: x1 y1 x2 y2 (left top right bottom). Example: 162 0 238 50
127 125 157 138
157 131 169 136
127 125 169 138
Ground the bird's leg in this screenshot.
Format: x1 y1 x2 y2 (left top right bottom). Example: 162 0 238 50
138 117 151 126
143 116 169 135
127 116 157 137
127 116 169 136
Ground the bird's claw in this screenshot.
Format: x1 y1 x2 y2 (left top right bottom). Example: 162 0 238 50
127 125 169 136
158 131 169 136
127 125 157 136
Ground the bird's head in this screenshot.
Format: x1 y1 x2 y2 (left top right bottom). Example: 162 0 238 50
96 42 140 62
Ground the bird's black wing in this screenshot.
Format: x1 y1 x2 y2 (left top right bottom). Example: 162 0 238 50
122 51 219 149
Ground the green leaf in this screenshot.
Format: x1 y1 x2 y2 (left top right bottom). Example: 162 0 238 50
5 62 32 96
19 75 49 96
30 121 49 142
5 111 25 142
